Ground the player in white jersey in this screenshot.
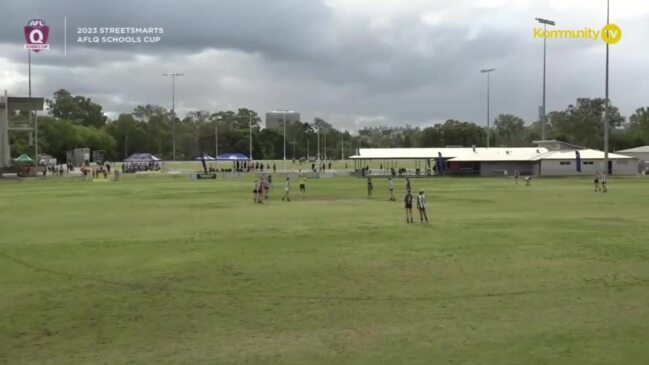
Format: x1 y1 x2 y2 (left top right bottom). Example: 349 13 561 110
252 179 259 203
282 177 291 201
417 190 428 223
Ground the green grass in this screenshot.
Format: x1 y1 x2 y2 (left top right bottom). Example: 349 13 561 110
1 175 648 364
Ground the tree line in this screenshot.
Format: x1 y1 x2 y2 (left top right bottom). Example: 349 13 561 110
8 89 649 162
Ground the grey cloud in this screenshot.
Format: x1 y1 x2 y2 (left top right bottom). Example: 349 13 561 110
1 0 647 133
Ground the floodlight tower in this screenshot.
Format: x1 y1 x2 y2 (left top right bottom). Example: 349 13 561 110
162 72 183 161
603 0 611 176
535 17 555 140
480 68 496 148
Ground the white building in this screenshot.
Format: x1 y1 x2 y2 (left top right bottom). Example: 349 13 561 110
618 146 649 161
350 140 638 176
617 146 649 173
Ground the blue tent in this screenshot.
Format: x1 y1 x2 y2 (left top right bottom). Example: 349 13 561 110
195 154 215 161
216 152 249 161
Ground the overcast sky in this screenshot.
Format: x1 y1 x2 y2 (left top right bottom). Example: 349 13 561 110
1 0 648 131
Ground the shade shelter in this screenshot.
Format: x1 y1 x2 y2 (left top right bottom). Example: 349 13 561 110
122 153 162 173
216 152 249 161
216 152 249 172
123 153 161 163
14 153 33 164
195 154 215 161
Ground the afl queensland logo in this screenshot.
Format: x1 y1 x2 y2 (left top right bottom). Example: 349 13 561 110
24 19 50 52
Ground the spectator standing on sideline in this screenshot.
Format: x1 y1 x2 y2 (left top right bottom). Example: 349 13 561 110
388 178 395 201
417 190 429 223
367 177 373 197
405 177 411 192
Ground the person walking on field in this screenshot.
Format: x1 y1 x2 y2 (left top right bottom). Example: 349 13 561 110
404 189 414 223
282 177 291 201
594 173 601 192
514 169 520 185
263 175 270 200
367 176 374 197
257 177 265 203
601 174 608 193
405 177 411 192
417 190 429 223
388 178 395 201
524 176 532 187
299 175 307 197
252 179 259 203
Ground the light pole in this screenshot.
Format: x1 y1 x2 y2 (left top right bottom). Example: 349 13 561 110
162 72 183 161
275 110 294 172
248 112 253 161
28 50 37 166
316 121 320 172
214 115 222 159
603 0 610 176
480 68 496 148
323 127 327 161
535 18 555 140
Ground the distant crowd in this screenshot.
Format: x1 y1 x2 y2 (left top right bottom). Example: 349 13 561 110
122 162 162 173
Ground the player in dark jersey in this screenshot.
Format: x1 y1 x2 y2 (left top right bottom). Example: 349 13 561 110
514 169 520 185
252 179 259 203
594 173 601 192
299 175 306 197
367 177 373 197
404 189 414 223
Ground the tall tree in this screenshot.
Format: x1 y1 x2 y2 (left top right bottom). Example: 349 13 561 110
494 114 526 146
46 89 108 128
628 107 649 145
548 98 624 148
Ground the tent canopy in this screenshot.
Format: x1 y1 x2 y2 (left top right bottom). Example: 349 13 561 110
195 154 215 161
14 153 33 163
124 153 161 162
216 152 249 161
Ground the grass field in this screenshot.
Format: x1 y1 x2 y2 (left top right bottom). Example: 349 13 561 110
1 175 648 364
